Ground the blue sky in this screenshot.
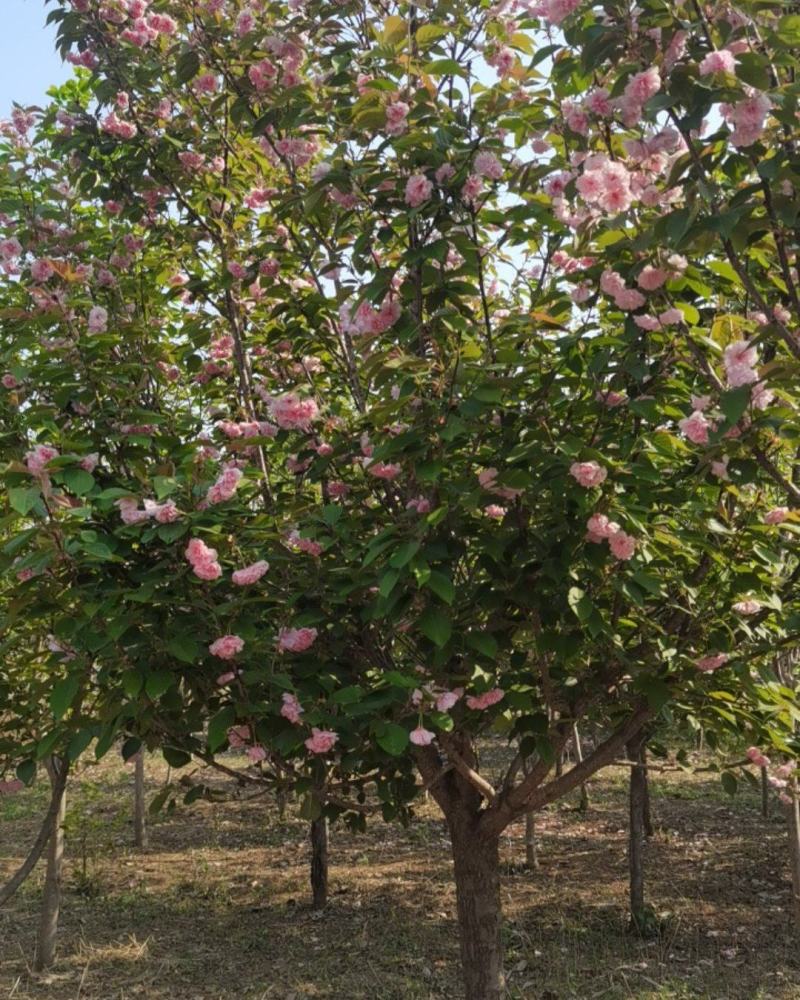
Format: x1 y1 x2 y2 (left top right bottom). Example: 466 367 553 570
2 0 71 112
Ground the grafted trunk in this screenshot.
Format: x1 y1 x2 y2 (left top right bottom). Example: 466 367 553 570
524 809 538 870
450 821 503 1000
787 778 800 930
627 734 648 934
34 757 67 971
310 815 328 910
133 752 147 849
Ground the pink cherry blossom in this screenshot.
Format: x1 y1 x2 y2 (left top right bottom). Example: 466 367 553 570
385 101 409 136
405 173 433 208
436 688 463 713
637 265 668 291
608 530 636 561
305 728 338 754
185 538 222 581
277 626 318 653
679 410 712 445
732 599 761 615
484 504 507 519
368 462 402 481
699 50 738 76
25 444 59 476
695 653 729 672
466 688 505 711
209 634 245 660
232 560 269 585
410 726 436 746
764 507 789 525
280 692 304 724
269 392 319 431
570 461 607 488
746 746 770 768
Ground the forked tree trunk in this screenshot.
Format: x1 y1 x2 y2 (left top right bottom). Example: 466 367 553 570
133 752 147 849
450 820 503 1000
572 723 589 812
627 734 648 933
524 809 538 870
34 757 67 971
310 815 328 910
787 777 800 930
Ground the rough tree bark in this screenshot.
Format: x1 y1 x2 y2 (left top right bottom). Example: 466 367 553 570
572 723 590 812
450 817 503 1000
133 752 147 849
34 757 67 972
627 733 649 933
761 765 770 819
524 809 539 870
310 815 329 910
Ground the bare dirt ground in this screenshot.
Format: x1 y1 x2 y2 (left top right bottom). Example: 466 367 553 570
1 752 798 1000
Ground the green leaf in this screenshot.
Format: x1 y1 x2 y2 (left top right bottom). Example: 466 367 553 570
121 669 144 698
426 571 455 605
417 608 452 647
422 58 467 78
167 636 201 664
721 771 738 796
379 569 400 597
568 587 594 623
376 723 409 756
145 670 174 700
9 487 41 516
332 685 364 705
61 468 95 495
67 729 94 761
175 49 200 84
390 540 420 568
416 23 448 44
383 670 419 689
208 706 236 752
719 386 751 426
162 746 191 768
16 759 36 785
50 676 80 720
706 260 740 285
776 14 800 45
298 794 323 821
121 737 142 761
466 632 498 658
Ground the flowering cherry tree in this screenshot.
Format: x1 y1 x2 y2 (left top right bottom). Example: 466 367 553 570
3 0 800 995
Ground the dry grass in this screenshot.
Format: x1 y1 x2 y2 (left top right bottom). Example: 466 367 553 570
1 751 799 999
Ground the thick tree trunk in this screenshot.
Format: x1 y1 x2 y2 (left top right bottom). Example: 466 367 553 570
34 757 67 971
524 809 538 870
310 816 328 910
450 822 503 1000
133 752 147 849
787 778 800 930
761 766 770 819
627 735 648 933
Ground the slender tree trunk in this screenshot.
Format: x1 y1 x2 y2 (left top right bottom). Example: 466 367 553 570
133 752 147 849
524 809 538 869
34 757 67 972
627 734 648 933
573 723 589 812
761 766 770 819
450 821 503 1000
641 744 654 838
787 778 800 930
310 815 329 910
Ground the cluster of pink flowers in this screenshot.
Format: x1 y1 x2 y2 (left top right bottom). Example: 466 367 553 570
619 67 661 126
576 155 634 214
342 295 402 338
678 408 713 445
747 746 771 768
209 635 245 660
531 0 582 24
586 514 637 561
478 468 523 500
732 598 761 615
723 340 758 387
280 692 303 724
764 507 789 525
269 393 319 432
87 305 108 334
25 444 59 477
305 728 338 754
231 560 269 586
249 58 278 92
405 173 433 208
466 688 505 711
99 112 137 140
368 461 402 481
277 626 318 653
570 461 607 488
116 496 179 525
725 90 771 147
699 49 738 76
385 100 410 136
600 269 646 311
285 530 323 557
695 653 729 673
185 538 222 581
207 465 243 504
